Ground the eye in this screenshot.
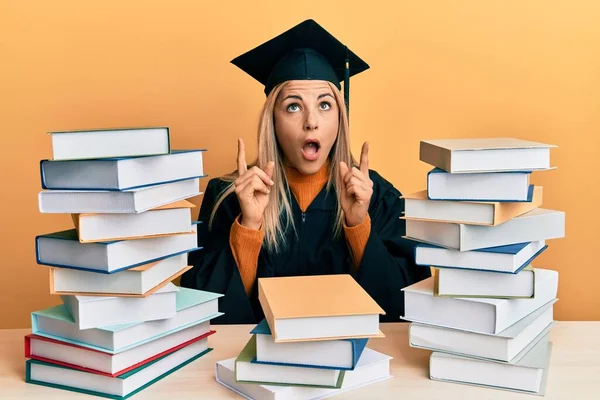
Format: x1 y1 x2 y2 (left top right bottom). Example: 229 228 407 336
319 101 331 110
286 103 301 113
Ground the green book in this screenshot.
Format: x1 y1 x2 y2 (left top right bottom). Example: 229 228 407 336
235 335 345 388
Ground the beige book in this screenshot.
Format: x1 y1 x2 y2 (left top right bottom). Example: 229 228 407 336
258 274 385 343
401 186 542 226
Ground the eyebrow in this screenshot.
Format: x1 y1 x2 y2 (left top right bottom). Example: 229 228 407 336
282 93 334 101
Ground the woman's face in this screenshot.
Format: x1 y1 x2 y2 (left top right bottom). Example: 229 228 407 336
274 80 339 175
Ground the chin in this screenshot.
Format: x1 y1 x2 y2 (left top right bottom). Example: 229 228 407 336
296 159 326 175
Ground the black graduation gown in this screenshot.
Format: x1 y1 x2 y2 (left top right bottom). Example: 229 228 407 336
180 169 431 324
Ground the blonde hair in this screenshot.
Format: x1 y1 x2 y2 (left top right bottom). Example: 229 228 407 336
209 81 355 253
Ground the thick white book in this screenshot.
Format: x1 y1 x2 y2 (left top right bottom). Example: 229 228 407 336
419 138 556 173
49 126 170 161
405 208 565 251
73 200 195 243
38 177 201 214
36 223 198 273
409 299 555 362
415 240 547 273
61 283 179 330
216 348 392 400
429 334 552 395
50 254 189 296
41 150 205 190
26 323 214 376
427 168 532 201
402 186 542 226
401 268 558 334
436 266 536 298
31 287 222 353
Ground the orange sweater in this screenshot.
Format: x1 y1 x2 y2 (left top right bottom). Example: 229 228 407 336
229 163 371 296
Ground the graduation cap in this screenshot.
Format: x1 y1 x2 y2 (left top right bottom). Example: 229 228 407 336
230 19 369 119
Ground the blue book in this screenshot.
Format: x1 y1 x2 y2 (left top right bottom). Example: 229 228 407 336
41 149 207 191
249 319 368 370
35 222 201 274
415 240 548 274
31 286 223 353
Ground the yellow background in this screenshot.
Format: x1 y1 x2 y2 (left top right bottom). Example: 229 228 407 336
1 1 598 328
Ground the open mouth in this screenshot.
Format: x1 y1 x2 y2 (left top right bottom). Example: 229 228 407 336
301 139 321 161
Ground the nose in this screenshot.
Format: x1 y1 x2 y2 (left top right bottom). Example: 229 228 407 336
304 109 318 131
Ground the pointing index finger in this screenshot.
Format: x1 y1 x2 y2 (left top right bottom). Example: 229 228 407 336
237 138 248 175
359 141 369 176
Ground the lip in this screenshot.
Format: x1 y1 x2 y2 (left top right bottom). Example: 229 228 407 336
301 139 321 162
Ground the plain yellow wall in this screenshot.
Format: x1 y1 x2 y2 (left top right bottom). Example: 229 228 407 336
1 1 598 328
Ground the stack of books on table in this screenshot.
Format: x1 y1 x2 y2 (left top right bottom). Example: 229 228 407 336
26 126 224 399
216 274 393 400
401 138 565 396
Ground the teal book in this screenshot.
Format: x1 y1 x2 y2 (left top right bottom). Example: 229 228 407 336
26 339 212 399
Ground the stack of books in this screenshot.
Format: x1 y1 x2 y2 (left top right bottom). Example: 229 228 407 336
216 274 393 400
26 127 224 399
401 138 565 395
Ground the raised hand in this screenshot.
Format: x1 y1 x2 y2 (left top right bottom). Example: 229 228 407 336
338 142 373 227
234 138 275 230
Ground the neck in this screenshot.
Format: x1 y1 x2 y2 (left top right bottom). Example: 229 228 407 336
283 161 330 212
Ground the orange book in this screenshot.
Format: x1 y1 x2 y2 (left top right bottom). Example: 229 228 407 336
258 274 385 343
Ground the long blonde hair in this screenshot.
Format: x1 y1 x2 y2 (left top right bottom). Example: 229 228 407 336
209 81 355 253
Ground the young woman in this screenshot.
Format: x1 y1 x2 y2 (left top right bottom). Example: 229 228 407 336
180 19 431 324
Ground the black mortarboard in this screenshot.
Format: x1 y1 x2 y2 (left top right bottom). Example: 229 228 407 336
230 19 369 118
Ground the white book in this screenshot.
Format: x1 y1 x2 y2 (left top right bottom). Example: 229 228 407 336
437 266 535 298
26 338 211 398
50 126 170 161
216 348 392 400
427 168 532 201
31 287 222 353
401 268 558 334
415 240 547 273
36 224 198 273
27 322 212 375
61 283 179 330
41 150 205 190
73 200 195 243
409 300 555 362
38 177 201 214
405 208 565 251
50 254 189 296
430 334 552 395
419 138 556 173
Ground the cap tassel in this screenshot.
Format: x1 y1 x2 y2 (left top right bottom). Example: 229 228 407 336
344 46 350 123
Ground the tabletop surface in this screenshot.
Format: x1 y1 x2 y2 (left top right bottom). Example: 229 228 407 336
1 322 598 399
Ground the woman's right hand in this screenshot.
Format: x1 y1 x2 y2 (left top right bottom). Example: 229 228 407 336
234 138 275 230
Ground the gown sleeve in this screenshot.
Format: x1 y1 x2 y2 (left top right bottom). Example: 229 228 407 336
352 171 432 323
179 178 258 324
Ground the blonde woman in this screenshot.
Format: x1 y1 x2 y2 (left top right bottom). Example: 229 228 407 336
181 20 431 324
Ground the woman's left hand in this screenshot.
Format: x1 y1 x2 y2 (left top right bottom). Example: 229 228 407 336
339 142 373 227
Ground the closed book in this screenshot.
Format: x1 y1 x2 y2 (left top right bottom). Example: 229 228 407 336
216 348 391 400
409 299 555 362
429 334 552 395
31 287 222 353
419 138 556 173
402 186 542 226
61 283 179 330
258 274 384 343
36 223 199 273
25 339 212 400
427 168 532 201
41 149 205 190
235 335 345 388
25 327 214 376
250 319 368 370
49 126 170 161
38 177 201 214
405 208 565 251
72 200 195 243
415 240 547 274
435 266 536 298
401 269 558 334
